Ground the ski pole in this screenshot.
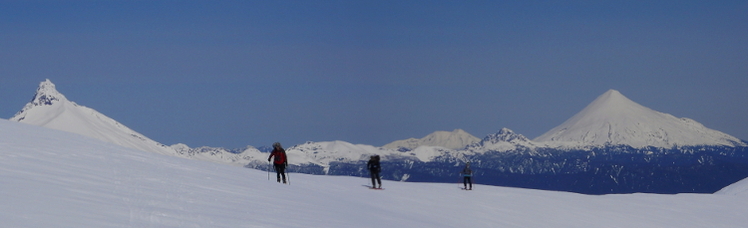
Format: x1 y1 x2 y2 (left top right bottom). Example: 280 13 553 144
468 173 474 190
267 161 270 181
470 174 474 190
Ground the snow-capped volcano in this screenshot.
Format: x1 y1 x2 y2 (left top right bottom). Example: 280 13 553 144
10 79 178 156
383 129 480 150
534 89 746 148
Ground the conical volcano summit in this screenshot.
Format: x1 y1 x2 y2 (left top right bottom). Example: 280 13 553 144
534 89 745 148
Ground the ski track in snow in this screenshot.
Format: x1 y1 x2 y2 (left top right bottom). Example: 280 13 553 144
2 120 748 227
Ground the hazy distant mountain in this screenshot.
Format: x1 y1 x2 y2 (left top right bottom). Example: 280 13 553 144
382 129 480 150
534 89 746 148
464 128 537 153
287 141 394 166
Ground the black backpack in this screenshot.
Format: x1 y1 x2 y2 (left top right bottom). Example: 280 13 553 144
368 156 381 173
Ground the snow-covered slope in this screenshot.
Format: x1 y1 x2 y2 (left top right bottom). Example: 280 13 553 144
383 129 480 150
9 79 264 167
10 79 178 156
716 177 748 196
2 118 747 228
534 89 746 148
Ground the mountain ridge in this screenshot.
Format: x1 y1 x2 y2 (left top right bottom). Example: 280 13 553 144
382 129 480 150
8 80 748 194
10 79 178 156
9 79 266 167
14 82 744 154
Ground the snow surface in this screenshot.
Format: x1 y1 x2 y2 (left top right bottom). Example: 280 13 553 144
534 89 746 148
716 177 748 196
2 119 748 228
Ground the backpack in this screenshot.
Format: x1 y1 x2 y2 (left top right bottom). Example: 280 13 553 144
368 158 381 173
462 167 472 177
272 150 287 164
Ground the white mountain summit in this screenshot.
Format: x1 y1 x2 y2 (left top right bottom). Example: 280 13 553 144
9 79 266 166
382 129 480 150
534 89 746 148
10 79 178 156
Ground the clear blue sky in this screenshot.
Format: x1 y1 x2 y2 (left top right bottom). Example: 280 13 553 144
1 1 746 148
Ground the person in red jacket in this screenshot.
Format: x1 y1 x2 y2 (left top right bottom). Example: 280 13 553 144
267 142 288 184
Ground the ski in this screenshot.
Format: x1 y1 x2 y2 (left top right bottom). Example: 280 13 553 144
362 185 384 190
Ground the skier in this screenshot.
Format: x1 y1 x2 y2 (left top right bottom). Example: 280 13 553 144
267 142 288 184
367 155 382 189
461 162 473 190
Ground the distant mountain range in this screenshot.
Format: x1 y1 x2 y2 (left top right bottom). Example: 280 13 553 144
9 79 748 194
382 129 480 150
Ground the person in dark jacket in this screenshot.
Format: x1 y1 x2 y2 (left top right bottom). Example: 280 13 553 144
267 142 288 184
461 162 473 190
367 155 382 189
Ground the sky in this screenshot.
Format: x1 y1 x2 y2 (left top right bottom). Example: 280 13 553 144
1 1 747 149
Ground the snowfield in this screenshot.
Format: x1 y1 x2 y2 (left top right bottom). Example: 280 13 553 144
1 119 747 228
715 177 748 196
